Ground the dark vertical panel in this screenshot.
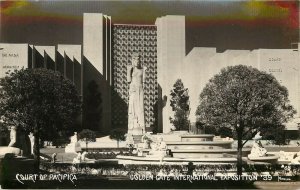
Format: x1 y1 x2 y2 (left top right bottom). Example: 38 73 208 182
28 45 32 69
35 50 44 68
65 53 73 82
107 17 111 85
32 46 36 69
44 50 47 68
46 52 55 70
74 58 81 93
56 52 64 75
103 16 107 80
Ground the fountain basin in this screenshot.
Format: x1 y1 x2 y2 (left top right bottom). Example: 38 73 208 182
172 148 251 158
248 154 279 164
180 134 214 142
117 155 237 165
167 141 233 150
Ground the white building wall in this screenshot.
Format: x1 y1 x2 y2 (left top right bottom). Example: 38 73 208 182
183 47 300 128
258 49 300 118
0 43 28 78
83 13 112 132
83 13 104 74
156 15 185 133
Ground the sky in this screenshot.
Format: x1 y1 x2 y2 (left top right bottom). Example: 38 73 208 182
0 0 299 53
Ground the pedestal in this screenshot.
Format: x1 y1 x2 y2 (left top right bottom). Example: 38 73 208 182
65 142 81 153
128 128 144 135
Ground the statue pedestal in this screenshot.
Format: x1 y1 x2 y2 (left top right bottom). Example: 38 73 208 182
0 147 21 156
128 128 144 135
65 142 81 153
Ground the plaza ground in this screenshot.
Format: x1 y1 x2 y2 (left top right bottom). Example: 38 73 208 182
254 182 300 190
40 145 300 164
40 148 77 163
3 178 300 189
35 147 300 189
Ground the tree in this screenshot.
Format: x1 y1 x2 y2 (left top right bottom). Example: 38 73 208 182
196 65 295 175
78 129 96 150
169 79 190 131
0 122 9 146
0 68 81 171
260 125 287 145
83 80 102 131
109 128 126 148
218 126 233 138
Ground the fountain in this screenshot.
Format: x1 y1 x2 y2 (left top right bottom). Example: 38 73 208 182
117 132 251 165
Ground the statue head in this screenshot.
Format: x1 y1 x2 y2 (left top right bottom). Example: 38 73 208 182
132 53 141 68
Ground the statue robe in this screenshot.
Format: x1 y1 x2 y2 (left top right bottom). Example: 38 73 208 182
127 65 145 135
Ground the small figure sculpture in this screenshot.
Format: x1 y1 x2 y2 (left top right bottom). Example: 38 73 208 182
147 137 167 162
81 151 89 161
127 52 146 135
290 152 300 164
143 140 149 149
141 134 152 149
72 152 82 164
126 133 134 145
150 142 158 151
51 153 57 163
158 137 167 151
126 134 135 154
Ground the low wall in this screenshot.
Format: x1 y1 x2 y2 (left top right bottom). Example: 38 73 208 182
0 155 35 186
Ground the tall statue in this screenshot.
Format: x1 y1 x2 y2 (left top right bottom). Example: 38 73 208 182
127 53 146 135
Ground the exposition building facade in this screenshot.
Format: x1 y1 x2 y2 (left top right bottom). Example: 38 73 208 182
0 13 299 133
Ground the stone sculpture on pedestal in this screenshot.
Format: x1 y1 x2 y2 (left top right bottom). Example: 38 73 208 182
72 152 82 164
0 126 31 157
127 52 146 135
28 132 35 155
65 132 81 153
248 132 267 158
248 140 267 158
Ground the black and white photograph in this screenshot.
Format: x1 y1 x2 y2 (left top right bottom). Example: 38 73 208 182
0 0 300 189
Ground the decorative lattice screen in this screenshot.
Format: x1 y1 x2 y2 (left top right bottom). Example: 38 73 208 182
112 24 158 130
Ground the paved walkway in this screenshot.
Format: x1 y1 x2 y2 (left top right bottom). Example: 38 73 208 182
254 182 300 190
